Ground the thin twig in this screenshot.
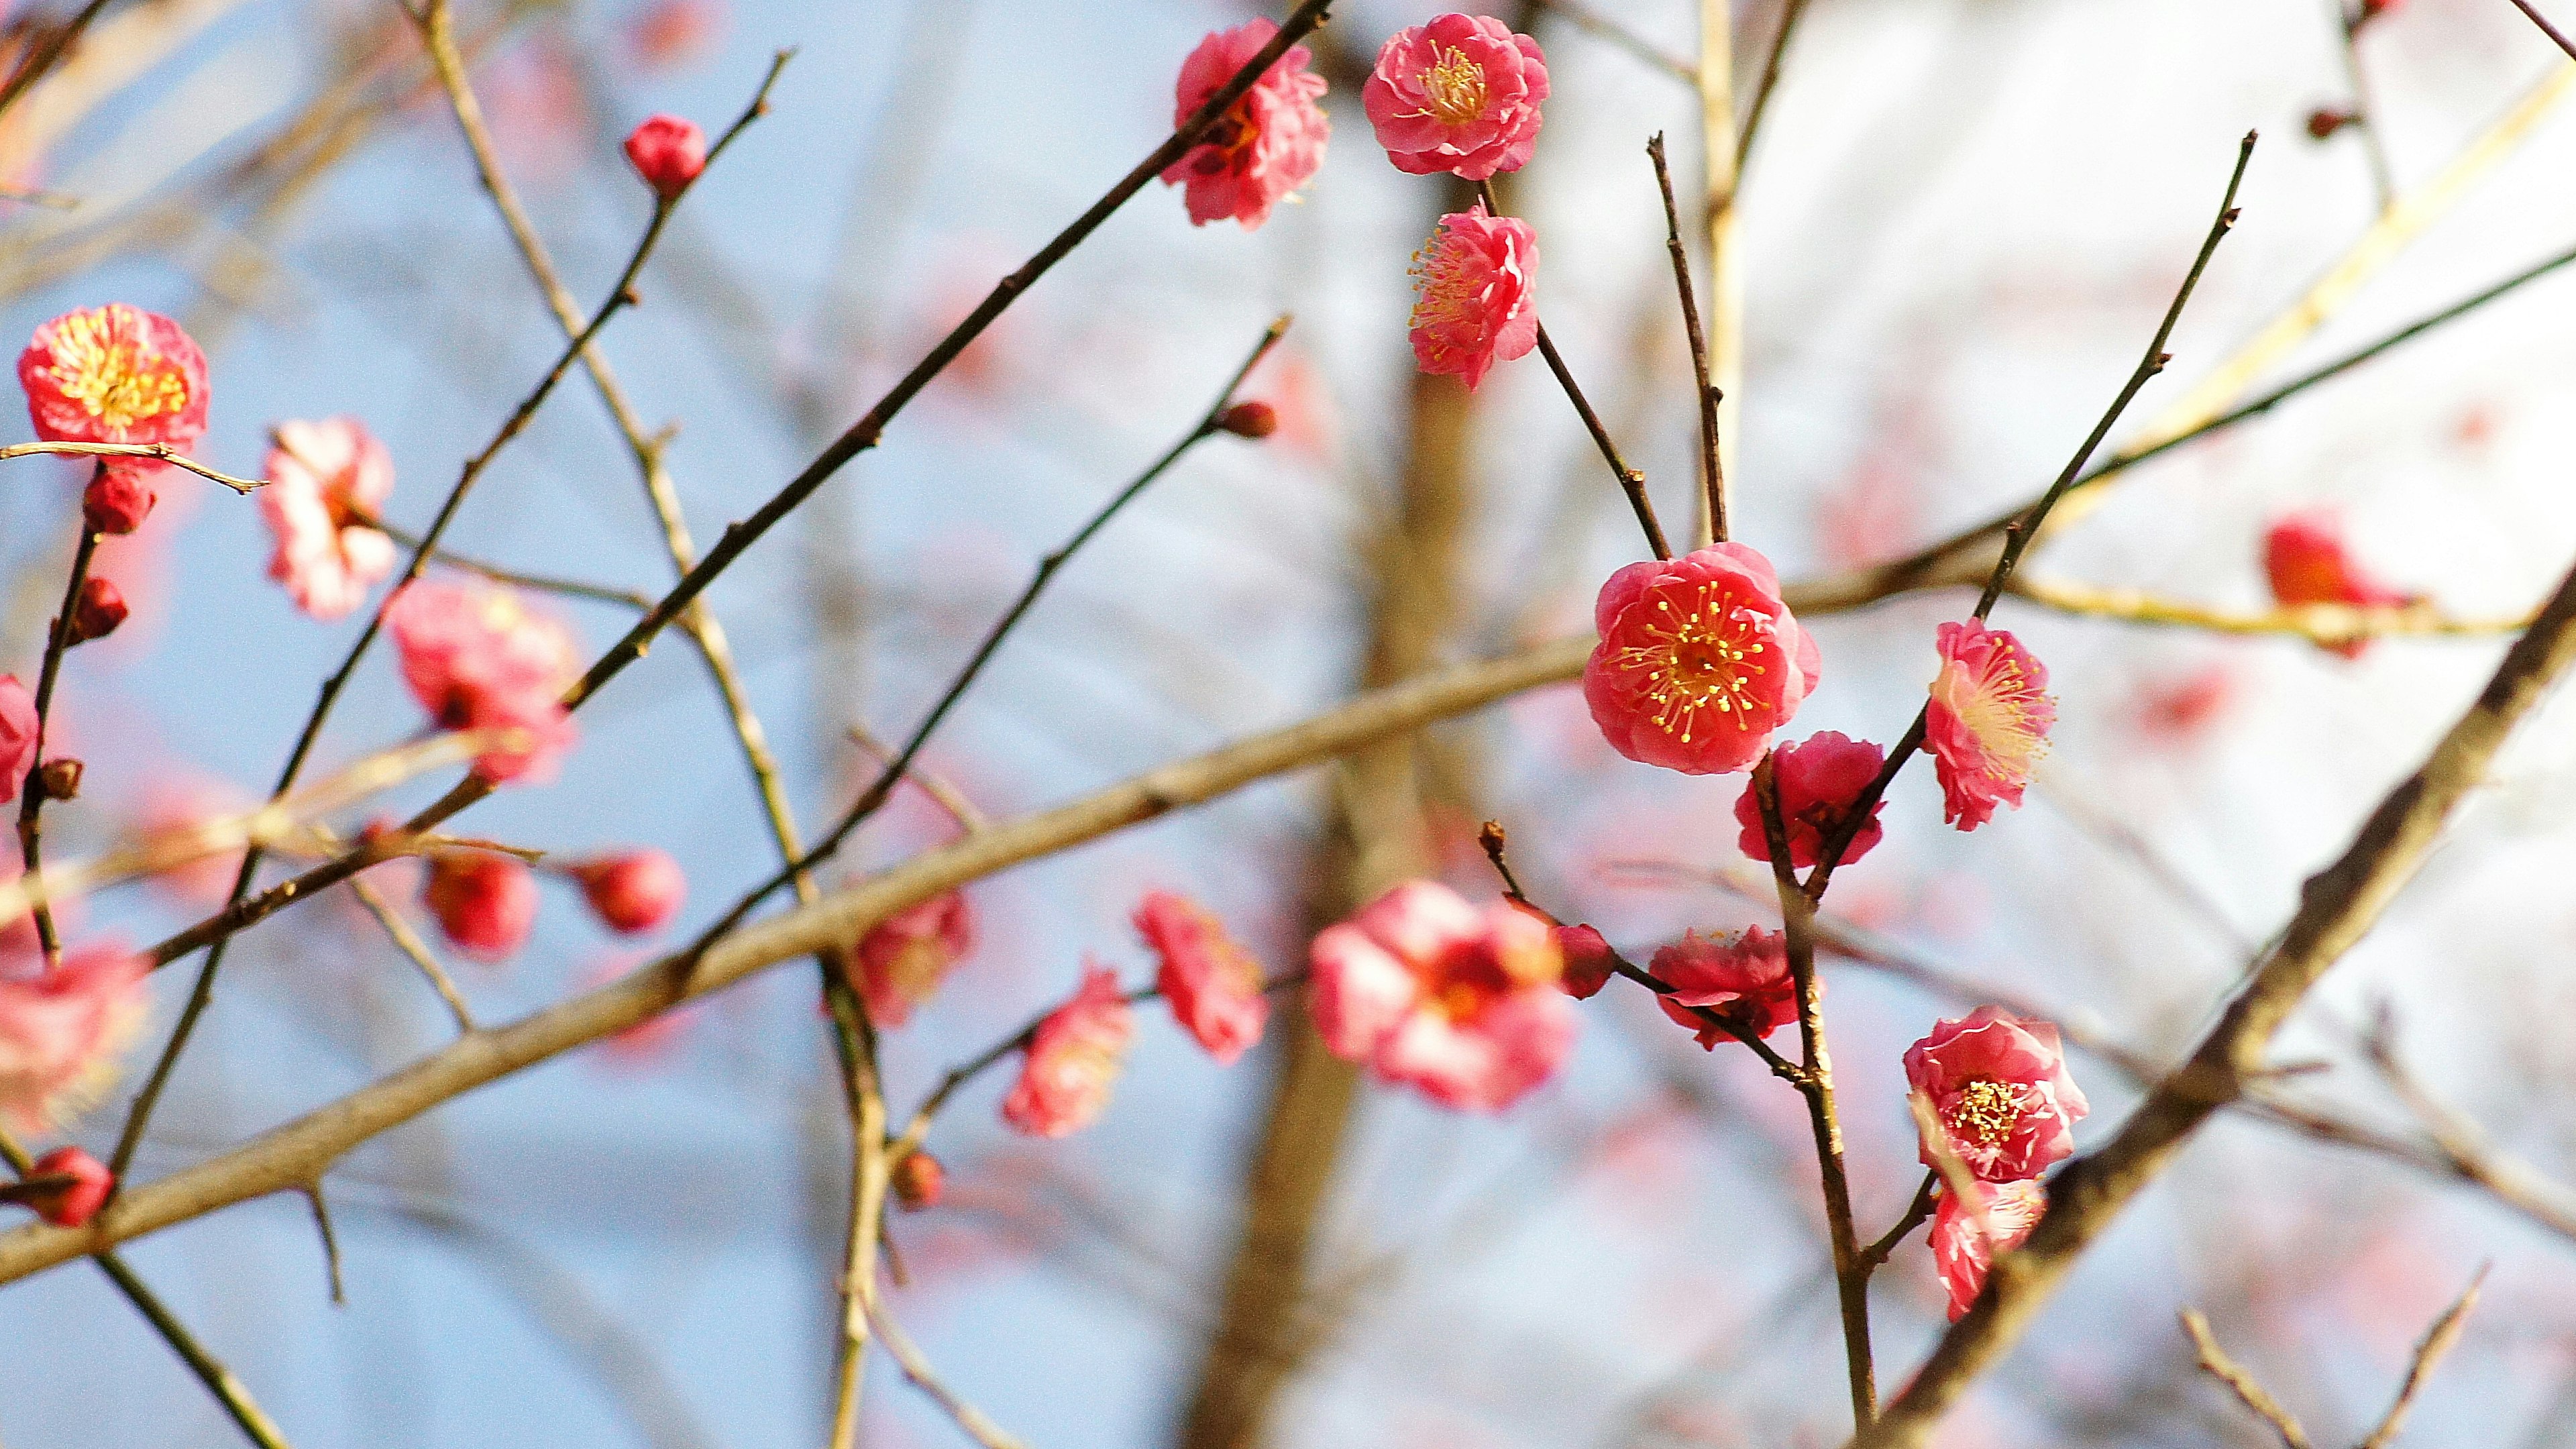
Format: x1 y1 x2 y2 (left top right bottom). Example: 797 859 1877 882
2358 1265 2488 1449
15 521 97 967
0 0 117 127
1648 134 1725 541
0 440 262 492
2504 0 2576 62
1532 0 1696 83
2332 0 2399 213
357 512 653 612
301 1183 345 1306
847 723 989 835
347 876 476 1034
1856 1172 1939 1275
2178 1309 2313 1449
864 1296 1029 1449
1737 0 1815 168
1699 0 1741 523
2008 576 2531 645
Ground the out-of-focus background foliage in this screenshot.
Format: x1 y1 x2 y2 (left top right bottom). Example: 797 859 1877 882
5 0 2576 1444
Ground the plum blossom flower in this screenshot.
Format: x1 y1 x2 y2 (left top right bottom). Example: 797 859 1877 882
1905 1006 2088 1181
1362 13 1549 180
1925 621 2054 831
1407 204 1538 390
1734 731 1886 869
1160 19 1330 229
0 676 33 806
623 113 705 198
1309 880 1574 1112
2263 509 2418 660
0 942 147 1132
385 578 580 784
260 417 396 621
1001 963 1136 1138
1134 890 1269 1066
18 305 209 535
571 849 685 934
1929 1177 2046 1321
1585 543 1822 776
423 853 539 963
851 890 975 1029
1651 928 1796 1049
1553 922 1614 1000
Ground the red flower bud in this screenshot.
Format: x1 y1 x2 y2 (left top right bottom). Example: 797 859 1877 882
891 1150 945 1212
1553 922 1615 1000
66 577 126 645
1215 400 1279 439
623 114 706 199
2306 107 2357 140
23 1146 112 1226
82 470 156 535
574 849 686 935
424 853 539 962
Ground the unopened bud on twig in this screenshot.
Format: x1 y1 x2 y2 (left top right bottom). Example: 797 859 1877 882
66 577 126 645
13 1147 112 1226
2306 107 2357 140
623 113 706 199
892 1149 946 1211
37 758 81 802
1214 400 1279 439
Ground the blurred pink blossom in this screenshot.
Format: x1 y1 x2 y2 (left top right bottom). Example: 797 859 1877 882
0 941 146 1132
572 849 686 935
1363 13 1548 180
851 890 976 1029
1925 620 2054 830
261 417 396 621
0 676 32 805
1159 19 1329 229
1001 962 1134 1138
2264 509 2417 660
423 854 539 963
131 773 249 908
1930 1177 2046 1320
1309 880 1572 1112
1134 890 1269 1065
1585 543 1820 776
385 578 580 784
622 0 725 72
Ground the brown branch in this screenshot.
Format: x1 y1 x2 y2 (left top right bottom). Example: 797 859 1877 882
1738 0 1815 168
2504 0 2576 62
15 521 97 965
2178 1309 2313 1449
2359 1265 2487 1449
2008 575 2532 645
347 876 476 1035
0 440 262 491
0 0 115 128
1648 133 1725 541
865 1297 1028 1449
1856 1173 1939 1275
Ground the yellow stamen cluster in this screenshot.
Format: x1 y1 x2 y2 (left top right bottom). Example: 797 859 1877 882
43 307 189 433
1957 647 2051 774
1947 1079 2025 1146
1418 46 1489 125
1613 583 1772 745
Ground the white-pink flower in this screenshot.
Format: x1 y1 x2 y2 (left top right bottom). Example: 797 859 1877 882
260 417 398 621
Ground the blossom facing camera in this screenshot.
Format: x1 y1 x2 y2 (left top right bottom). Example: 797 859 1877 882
1925 620 2054 830
385 578 581 784
1585 543 1821 776
0 676 35 806
1734 731 1886 870
623 113 706 199
1650 928 1797 1049
65 578 127 645
1363 13 1550 180
0 942 148 1134
423 853 540 963
573 849 686 935
1905 1006 2088 1182
891 1149 945 1212
1930 1177 2046 1321
262 417 397 621
1309 880 1574 1112
23 1146 112 1227
1553 922 1615 1000
851 890 975 1029
19 305 209 533
1002 963 1136 1138
1408 205 1538 390
1134 890 1269 1065
1160 19 1330 229
2263 509 2417 659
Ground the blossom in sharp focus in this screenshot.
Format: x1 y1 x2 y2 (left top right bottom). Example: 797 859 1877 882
1407 204 1538 390
18 305 208 535
1733 731 1886 870
423 853 539 963
2263 509 2418 660
1585 543 1822 776
1905 1006 2088 1181
1362 13 1549 180
385 578 580 784
850 890 975 1029
0 942 147 1133
623 113 706 199
260 417 396 622
1930 1177 2046 1321
572 849 685 935
1925 620 2054 831
1001 963 1135 1138
0 676 33 806
1650 928 1796 1049
1159 19 1330 229
1134 890 1269 1066
1554 922 1615 1000
1309 880 1574 1112
22 1145 111 1227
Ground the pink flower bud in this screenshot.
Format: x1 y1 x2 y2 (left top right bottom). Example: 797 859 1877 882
1215 400 1279 438
23 1146 111 1227
81 469 156 535
890 1150 945 1212
623 113 706 199
572 849 686 935
2263 508 2417 659
66 577 126 645
1552 923 1614 1000
423 853 539 963
36 759 80 803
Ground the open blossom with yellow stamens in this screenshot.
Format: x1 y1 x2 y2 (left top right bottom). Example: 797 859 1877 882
1309 881 1573 1112
18 304 211 534
1904 1006 2088 1182
1583 543 1822 776
1925 619 2056 830
1159 19 1331 229
1407 203 1538 390
261 416 397 621
1363 13 1549 180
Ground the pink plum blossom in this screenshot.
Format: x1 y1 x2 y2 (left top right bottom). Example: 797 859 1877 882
1585 543 1821 776
19 304 209 534
1001 963 1136 1138
1134 890 1269 1066
1930 1177 2046 1321
1905 1006 2088 1182
423 853 539 963
851 890 975 1029
0 676 32 806
1650 928 1796 1049
1407 204 1538 390
66 577 125 645
1733 731 1886 869
0 941 146 1132
1159 19 1330 229
1362 13 1549 180
1308 880 1573 1112
260 417 397 621
1925 620 2054 830
384 578 580 784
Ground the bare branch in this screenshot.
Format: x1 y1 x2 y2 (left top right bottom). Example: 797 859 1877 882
2178 1309 2312 1449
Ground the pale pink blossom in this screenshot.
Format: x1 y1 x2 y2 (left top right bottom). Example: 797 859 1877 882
1650 928 1796 1049
623 0 724 72
1001 963 1136 1138
1134 890 1269 1065
1159 19 1330 229
571 849 685 935
423 853 539 963
2264 509 2417 659
260 417 396 621
1929 1177 2046 1320
385 578 580 784
1408 204 1538 390
850 890 975 1028
1733 731 1886 869
0 676 32 806
1925 620 2054 830
1362 13 1549 180
18 305 209 533
1585 543 1822 776
1309 880 1573 1112
0 941 146 1132
1905 1006 2088 1181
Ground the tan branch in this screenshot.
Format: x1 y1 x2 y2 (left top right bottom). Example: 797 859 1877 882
2010 576 2530 645
2178 1309 2312 1449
